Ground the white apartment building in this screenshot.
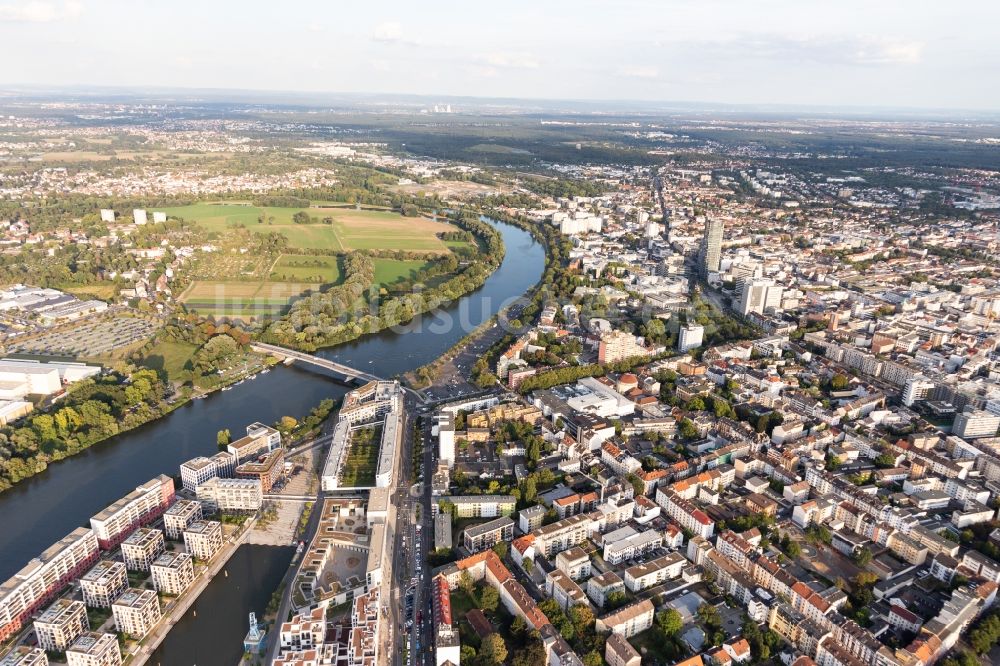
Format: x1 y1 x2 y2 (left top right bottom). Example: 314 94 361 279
603 529 663 566
624 552 686 592
0 647 48 665
0 645 49 666
587 571 625 608
80 561 128 609
89 475 175 549
183 521 223 561
195 477 262 513
163 500 202 540
545 569 589 612
227 422 281 464
679 324 705 352
150 552 195 596
179 451 236 492
66 632 122 666
554 547 591 580
441 495 516 518
33 599 88 652
655 488 715 539
953 409 1000 439
595 599 655 638
739 279 783 316
532 513 596 558
120 528 164 572
111 589 160 639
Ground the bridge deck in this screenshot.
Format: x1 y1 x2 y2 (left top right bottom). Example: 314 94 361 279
250 343 382 382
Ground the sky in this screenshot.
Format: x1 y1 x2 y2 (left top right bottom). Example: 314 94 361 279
2 0 998 111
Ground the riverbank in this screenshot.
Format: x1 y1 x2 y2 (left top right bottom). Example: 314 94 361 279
0 217 545 663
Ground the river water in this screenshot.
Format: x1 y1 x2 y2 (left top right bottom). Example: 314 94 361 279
0 219 544 663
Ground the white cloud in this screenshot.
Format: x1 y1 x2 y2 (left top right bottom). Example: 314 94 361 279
0 1 82 22
679 33 924 67
482 52 540 69
372 21 403 43
618 65 659 79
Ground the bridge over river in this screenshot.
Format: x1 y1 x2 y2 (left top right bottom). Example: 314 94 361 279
250 342 382 384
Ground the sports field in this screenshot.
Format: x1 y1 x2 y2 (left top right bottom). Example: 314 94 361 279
159 203 454 252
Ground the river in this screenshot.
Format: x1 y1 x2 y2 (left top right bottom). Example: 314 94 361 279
0 218 544 662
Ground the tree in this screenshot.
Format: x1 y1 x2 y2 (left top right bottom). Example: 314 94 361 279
678 418 698 440
480 585 499 613
492 542 508 560
626 473 645 498
279 416 297 431
216 429 231 447
458 571 475 597
657 609 683 637
569 603 595 637
522 557 534 574
853 546 873 567
479 633 507 665
830 374 850 390
292 211 311 224
460 645 476 663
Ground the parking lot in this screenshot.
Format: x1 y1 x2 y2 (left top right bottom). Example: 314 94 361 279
9 316 158 357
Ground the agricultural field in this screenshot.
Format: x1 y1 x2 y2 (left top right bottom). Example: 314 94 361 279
269 254 343 284
159 203 454 252
373 258 434 288
171 202 464 319
178 280 322 319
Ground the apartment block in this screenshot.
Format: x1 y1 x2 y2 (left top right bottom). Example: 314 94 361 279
227 422 281 463
545 569 589 612
532 513 596 558
79 561 127 609
0 527 99 643
89 475 175 550
518 505 546 533
624 552 686 592
235 448 285 493
441 495 516 518
655 488 715 539
462 517 515 554
150 552 195 596
606 632 642 666
65 632 122 666
163 500 202 540
587 571 625 608
595 599 655 638
33 599 88 652
120 528 165 572
183 521 224 561
179 451 236 492
603 528 663 566
195 477 263 513
111 588 160 639
0 647 48 666
554 546 591 580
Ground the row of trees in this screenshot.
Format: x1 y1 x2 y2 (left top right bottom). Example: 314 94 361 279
0 368 171 492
